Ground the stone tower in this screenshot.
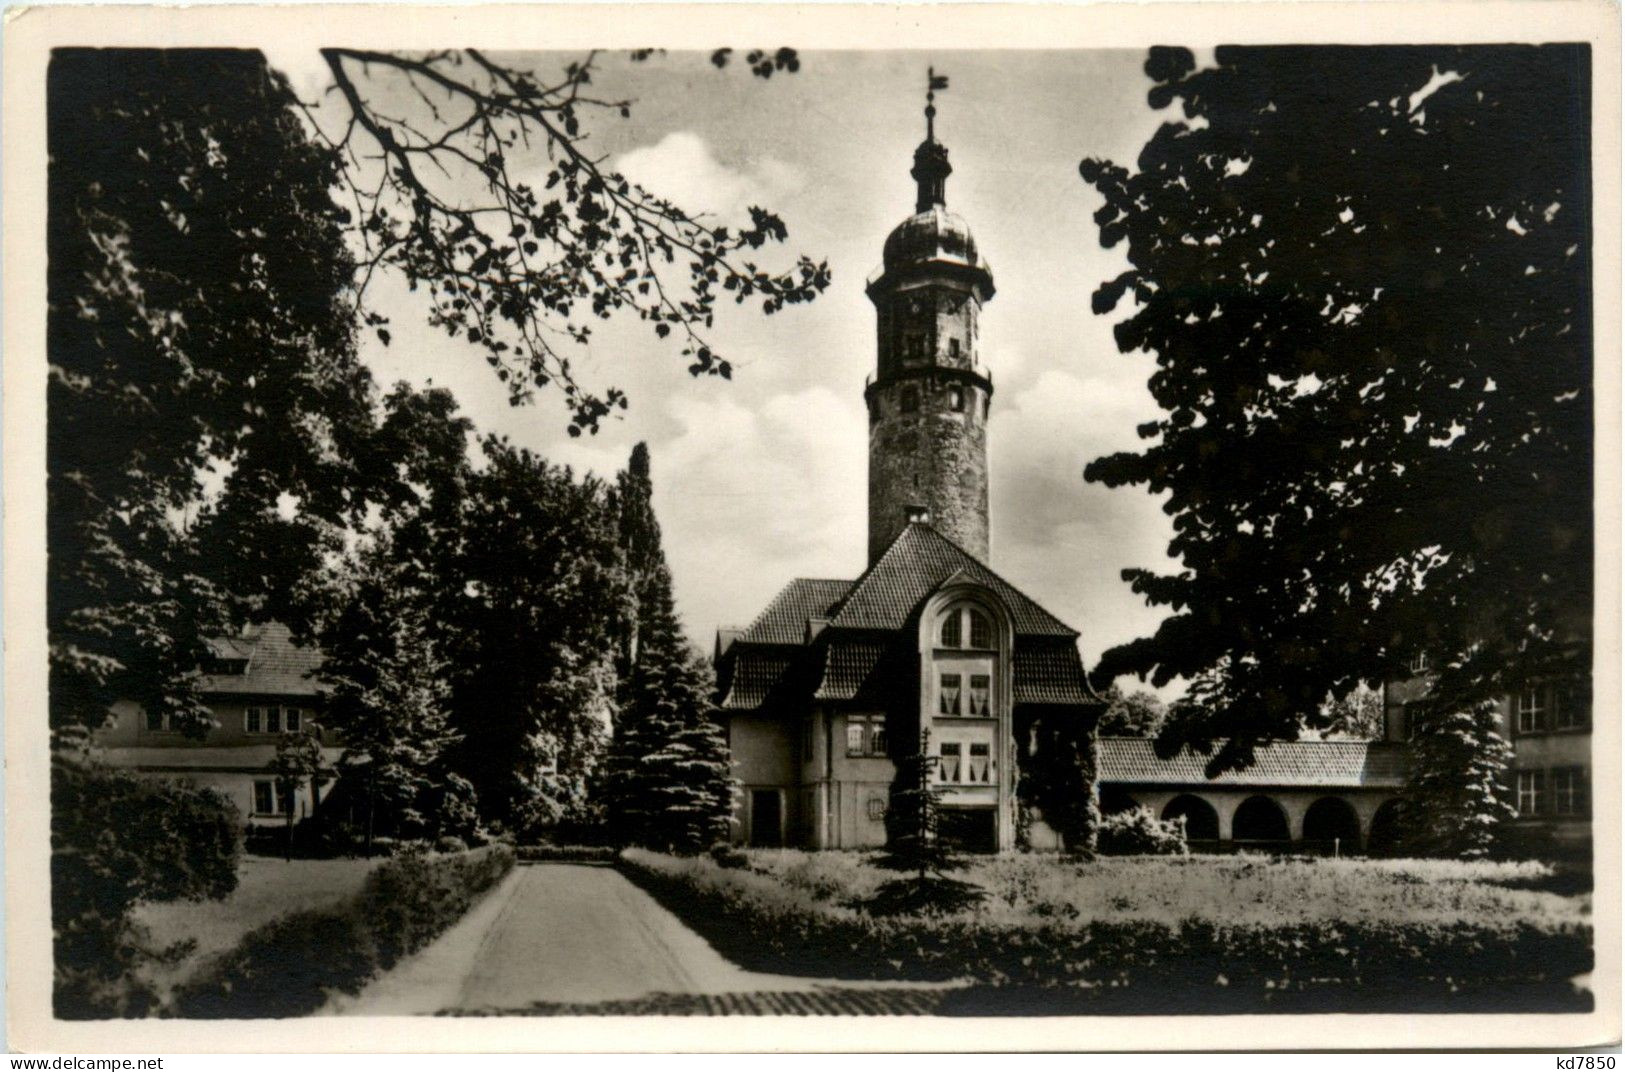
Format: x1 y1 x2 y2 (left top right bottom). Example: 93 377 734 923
865 99 996 563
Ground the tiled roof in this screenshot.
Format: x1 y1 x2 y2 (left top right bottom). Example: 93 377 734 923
199 622 322 697
814 639 890 701
1097 738 1408 788
830 524 1077 638
1013 643 1096 706
738 579 853 645
719 650 797 710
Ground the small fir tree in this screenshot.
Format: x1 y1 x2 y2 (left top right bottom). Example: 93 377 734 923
871 730 986 915
1401 698 1516 859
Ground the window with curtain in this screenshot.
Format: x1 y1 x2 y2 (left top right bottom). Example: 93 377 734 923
968 742 991 784
938 742 962 783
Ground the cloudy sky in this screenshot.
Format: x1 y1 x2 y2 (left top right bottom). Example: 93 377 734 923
267 48 1184 691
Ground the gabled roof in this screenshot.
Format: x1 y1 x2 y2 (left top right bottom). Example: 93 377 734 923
813 638 891 702
198 622 322 697
1097 738 1407 788
738 578 853 646
718 649 797 710
1013 642 1096 706
830 524 1076 637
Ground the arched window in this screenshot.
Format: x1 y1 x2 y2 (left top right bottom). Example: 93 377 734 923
968 609 992 649
939 605 996 650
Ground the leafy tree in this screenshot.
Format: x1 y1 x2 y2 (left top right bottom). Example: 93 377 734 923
1079 46 1592 774
313 48 830 432
48 48 374 738
1400 698 1515 858
1319 682 1385 740
446 441 627 827
1096 685 1167 737
266 728 333 859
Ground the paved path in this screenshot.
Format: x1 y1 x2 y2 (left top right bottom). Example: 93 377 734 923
332 863 914 1016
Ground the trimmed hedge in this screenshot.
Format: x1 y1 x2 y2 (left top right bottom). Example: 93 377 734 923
172 844 515 1017
619 850 1593 998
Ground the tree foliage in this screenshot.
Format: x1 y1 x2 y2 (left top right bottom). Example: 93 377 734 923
1097 685 1168 737
314 48 830 432
605 444 733 852
47 49 374 737
1080 46 1592 773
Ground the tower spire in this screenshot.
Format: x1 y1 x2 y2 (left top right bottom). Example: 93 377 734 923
912 67 953 212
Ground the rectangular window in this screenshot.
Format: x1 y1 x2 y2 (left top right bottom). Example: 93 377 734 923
1516 688 1546 734
938 742 962 784
246 707 262 734
901 386 919 413
145 710 169 732
949 338 961 359
845 717 886 757
253 780 277 815
968 674 991 716
1552 767 1588 817
1553 682 1588 730
284 707 302 733
265 706 282 734
948 386 965 412
1516 769 1546 816
968 742 992 784
939 673 962 716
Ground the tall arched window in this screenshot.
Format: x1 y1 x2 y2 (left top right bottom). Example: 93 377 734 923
968 608 992 649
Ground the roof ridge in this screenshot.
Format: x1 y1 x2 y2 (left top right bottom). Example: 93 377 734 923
910 524 1079 636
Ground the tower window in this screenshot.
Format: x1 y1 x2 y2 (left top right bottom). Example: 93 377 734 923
949 386 965 412
900 386 919 414
949 338 961 359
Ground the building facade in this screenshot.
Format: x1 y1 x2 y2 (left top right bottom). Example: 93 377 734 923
715 112 1099 851
92 622 343 826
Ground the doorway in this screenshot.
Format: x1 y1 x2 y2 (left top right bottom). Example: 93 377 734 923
750 789 783 847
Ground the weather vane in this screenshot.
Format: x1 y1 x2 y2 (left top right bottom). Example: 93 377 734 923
925 67 949 140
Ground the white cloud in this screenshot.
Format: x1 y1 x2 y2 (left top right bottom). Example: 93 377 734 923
615 131 804 221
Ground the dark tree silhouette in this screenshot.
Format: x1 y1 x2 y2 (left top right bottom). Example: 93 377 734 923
314 48 830 432
1080 46 1592 774
48 49 376 737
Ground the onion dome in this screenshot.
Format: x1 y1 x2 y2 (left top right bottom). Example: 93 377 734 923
883 203 982 272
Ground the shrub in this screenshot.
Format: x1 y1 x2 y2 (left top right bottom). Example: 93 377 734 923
435 835 469 854
516 844 618 863
53 752 241 1019
864 875 988 917
709 843 749 869
1097 806 1189 856
173 844 515 1017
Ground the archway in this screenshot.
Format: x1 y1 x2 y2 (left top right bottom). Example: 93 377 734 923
1098 786 1140 817
1162 794 1220 843
1366 798 1406 858
1231 795 1290 846
1302 797 1363 855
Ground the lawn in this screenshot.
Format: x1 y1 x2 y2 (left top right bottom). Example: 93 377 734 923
748 849 1590 927
618 849 1594 1011
132 855 381 1002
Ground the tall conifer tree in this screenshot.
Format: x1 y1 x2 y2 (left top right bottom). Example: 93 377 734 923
605 446 733 851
